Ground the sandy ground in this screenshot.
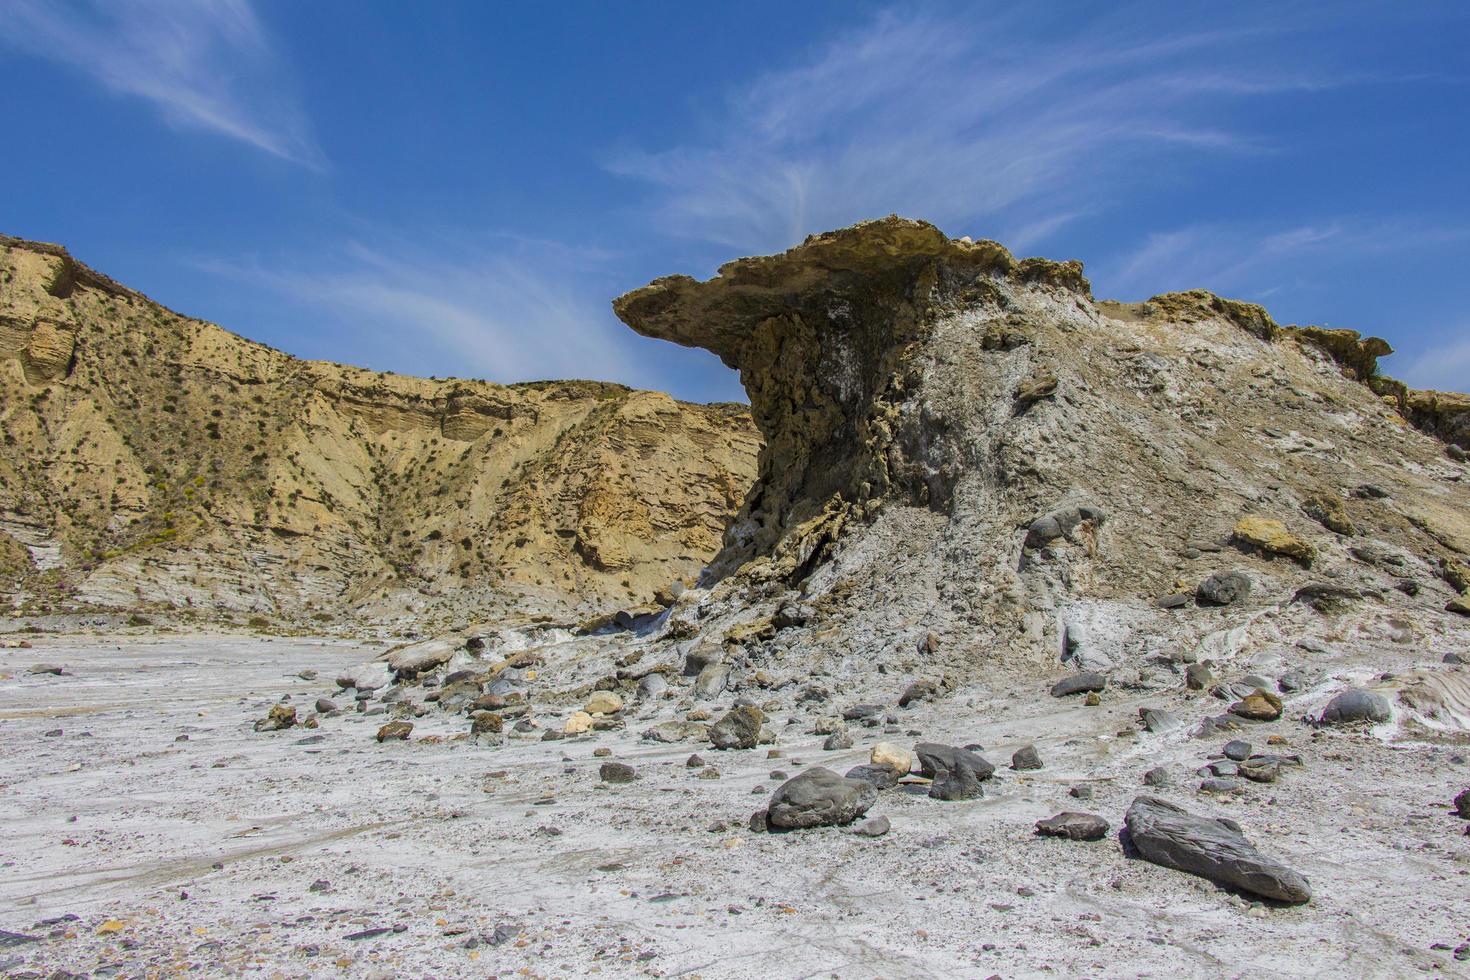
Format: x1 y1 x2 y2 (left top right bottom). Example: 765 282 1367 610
2 631 1469 978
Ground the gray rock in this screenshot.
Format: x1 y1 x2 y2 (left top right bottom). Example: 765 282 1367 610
767 767 877 829
1035 811 1110 841
842 703 884 721
599 762 637 784
708 706 764 750
315 698 339 714
1223 740 1252 761
1197 571 1252 607
898 679 939 707
1238 757 1280 783
1010 745 1043 770
1157 593 1191 609
822 730 853 751
685 754 705 768
637 672 669 699
846 815 891 838
1050 672 1107 697
1143 767 1172 787
916 742 995 801
1442 652 1467 665
693 663 730 700
1277 669 1309 693
844 764 900 790
1123 795 1311 903
1138 708 1181 733
1185 663 1216 690
1069 784 1094 800
1319 688 1391 725
1199 777 1242 794
1025 504 1106 548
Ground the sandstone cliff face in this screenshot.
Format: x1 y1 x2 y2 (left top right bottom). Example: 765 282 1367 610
615 217 1470 682
0 235 759 626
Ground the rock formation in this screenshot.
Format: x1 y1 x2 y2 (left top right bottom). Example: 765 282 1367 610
0 234 759 626
615 216 1470 685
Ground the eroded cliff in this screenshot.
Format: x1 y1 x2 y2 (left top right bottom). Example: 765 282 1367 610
0 235 760 626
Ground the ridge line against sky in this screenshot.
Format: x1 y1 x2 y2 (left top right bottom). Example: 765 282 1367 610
1 0 1467 398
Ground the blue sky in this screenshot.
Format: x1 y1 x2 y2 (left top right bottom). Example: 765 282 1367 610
2 1 1468 401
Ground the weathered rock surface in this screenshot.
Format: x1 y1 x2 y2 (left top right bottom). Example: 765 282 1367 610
709 706 764 750
1124 795 1311 903
1035 811 1109 841
767 767 877 829
1319 688 1392 725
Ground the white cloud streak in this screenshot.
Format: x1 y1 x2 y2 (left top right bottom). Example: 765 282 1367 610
194 234 646 387
0 0 321 167
606 10 1352 254
1396 336 1470 393
1096 219 1470 301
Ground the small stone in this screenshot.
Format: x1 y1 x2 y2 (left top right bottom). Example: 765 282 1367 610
1199 777 1242 794
254 704 297 732
709 705 765 750
1238 758 1280 783
847 815 891 837
1232 516 1316 566
375 721 413 742
1185 663 1216 691
470 713 503 735
1143 767 1172 787
1050 672 1107 697
1069 785 1093 800
870 741 914 775
1223 740 1252 761
1035 812 1109 841
584 691 623 715
563 711 593 735
315 698 338 714
1138 708 1181 733
842 703 884 721
685 754 705 768
1083 692 1101 707
1010 745 1043 771
1229 689 1283 722
697 766 721 780
599 762 636 784
593 747 612 757
898 679 939 707
822 731 853 751
1452 788 1470 820
1197 571 1252 606
1157 593 1191 609
844 764 900 790
26 663 64 675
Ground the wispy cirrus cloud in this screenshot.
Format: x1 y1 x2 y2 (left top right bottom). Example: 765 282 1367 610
1396 335 1470 393
192 232 660 389
606 9 1362 255
1096 219 1470 302
0 0 322 167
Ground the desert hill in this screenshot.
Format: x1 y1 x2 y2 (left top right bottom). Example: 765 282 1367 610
0 234 760 628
